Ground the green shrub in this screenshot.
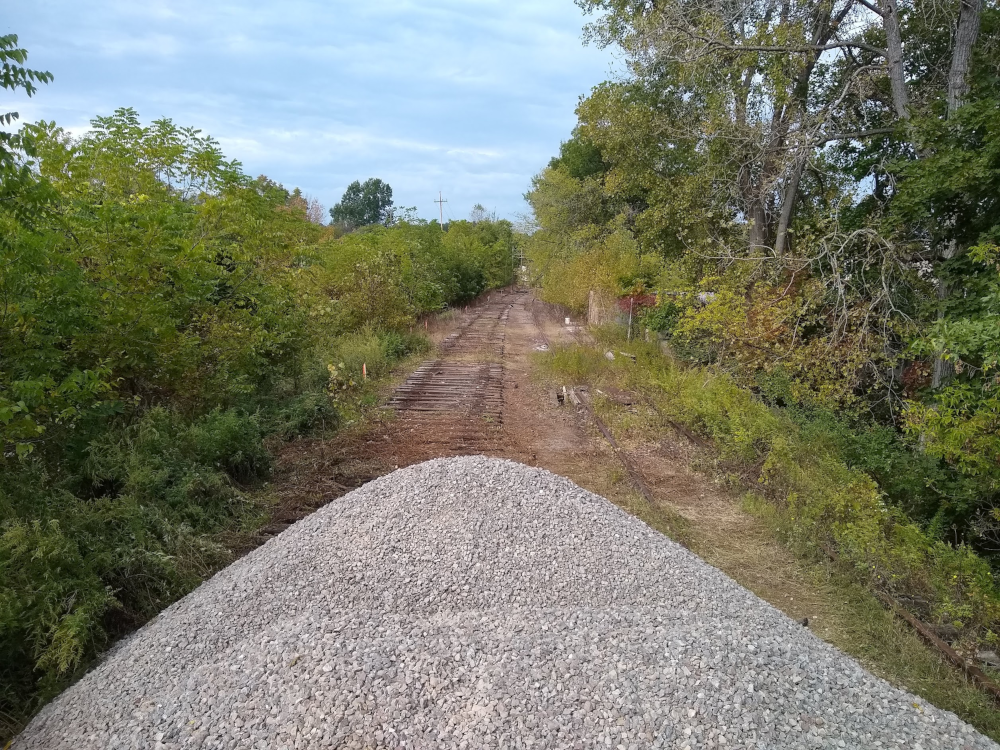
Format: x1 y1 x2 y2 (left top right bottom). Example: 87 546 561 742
379 331 430 361
85 408 270 525
541 346 608 383
327 329 430 387
658 365 1000 636
542 342 1000 639
330 331 391 382
0 478 234 719
640 300 681 334
0 406 272 728
270 392 339 439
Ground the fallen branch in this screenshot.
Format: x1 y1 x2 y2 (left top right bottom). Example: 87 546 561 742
875 591 1000 705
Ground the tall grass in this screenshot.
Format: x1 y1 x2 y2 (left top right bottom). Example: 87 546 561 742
540 336 1000 645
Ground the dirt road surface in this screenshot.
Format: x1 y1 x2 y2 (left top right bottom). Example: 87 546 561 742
269 291 833 622
263 292 911 638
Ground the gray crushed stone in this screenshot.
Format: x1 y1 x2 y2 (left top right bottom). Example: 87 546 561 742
14 456 997 750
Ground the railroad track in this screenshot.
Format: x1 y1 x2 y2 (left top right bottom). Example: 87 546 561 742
438 303 509 357
388 292 523 453
389 362 504 417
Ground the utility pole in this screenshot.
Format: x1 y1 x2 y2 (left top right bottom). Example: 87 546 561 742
434 191 448 231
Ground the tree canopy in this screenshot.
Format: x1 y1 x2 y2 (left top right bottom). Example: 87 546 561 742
529 0 1000 577
1 34 54 233
329 177 394 230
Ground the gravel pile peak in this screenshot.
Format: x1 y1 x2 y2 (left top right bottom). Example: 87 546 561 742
15 456 997 749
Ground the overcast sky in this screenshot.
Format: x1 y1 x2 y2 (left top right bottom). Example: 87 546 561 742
6 1 618 222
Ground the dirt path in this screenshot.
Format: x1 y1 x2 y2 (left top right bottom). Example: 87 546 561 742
269 291 820 587
366 290 614 491
270 291 797 577
265 294 870 624
267 291 616 516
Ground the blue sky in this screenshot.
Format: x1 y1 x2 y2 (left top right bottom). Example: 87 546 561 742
6 1 618 222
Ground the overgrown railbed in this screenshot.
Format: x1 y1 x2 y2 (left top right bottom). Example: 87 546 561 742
540 330 1000 713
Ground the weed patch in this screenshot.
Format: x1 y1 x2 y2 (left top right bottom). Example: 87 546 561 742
541 338 1000 654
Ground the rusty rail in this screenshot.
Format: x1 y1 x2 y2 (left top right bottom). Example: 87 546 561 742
573 387 656 504
388 293 523 453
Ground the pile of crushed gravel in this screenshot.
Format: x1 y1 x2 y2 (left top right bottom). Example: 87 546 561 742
15 457 997 749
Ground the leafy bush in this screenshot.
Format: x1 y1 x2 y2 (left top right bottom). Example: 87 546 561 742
314 219 515 329
0 408 269 722
640 300 681 334
327 329 431 387
270 392 339 439
379 331 430 361
904 245 1000 530
85 408 270 516
330 331 392 383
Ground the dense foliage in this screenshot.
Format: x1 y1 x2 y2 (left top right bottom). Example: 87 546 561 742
329 177 395 230
0 92 513 733
1 34 54 238
528 0 1000 636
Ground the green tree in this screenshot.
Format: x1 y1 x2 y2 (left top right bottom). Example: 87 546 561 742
1 33 53 233
329 177 394 230
548 133 606 180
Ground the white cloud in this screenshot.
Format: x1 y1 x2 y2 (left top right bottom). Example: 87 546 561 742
7 0 617 218
97 33 182 58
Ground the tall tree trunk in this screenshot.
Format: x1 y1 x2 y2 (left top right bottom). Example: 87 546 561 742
931 281 955 388
773 10 832 259
931 0 983 388
947 0 983 116
882 0 911 120
749 201 771 251
774 155 807 257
